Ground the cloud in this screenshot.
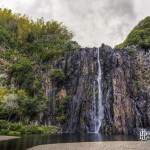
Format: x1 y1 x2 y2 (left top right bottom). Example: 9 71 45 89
53 0 137 47
0 0 150 47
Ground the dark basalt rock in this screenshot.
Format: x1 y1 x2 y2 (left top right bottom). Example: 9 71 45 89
64 48 99 133
44 45 150 135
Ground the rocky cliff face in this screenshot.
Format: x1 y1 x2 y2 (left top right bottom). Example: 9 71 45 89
65 48 99 132
47 48 100 132
112 48 150 134
45 45 150 135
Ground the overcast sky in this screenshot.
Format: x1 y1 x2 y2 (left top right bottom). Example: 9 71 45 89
0 0 150 47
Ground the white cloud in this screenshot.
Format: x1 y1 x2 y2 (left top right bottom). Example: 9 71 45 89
0 0 150 47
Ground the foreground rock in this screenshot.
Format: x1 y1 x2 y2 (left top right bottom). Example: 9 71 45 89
28 141 150 150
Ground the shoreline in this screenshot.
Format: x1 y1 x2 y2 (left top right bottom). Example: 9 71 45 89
28 141 150 150
0 136 19 142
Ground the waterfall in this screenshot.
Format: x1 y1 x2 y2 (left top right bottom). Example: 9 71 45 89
95 48 104 133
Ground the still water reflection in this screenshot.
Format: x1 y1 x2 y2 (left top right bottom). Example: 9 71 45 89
0 133 138 150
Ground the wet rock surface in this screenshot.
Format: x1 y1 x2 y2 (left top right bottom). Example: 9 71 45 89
45 45 150 135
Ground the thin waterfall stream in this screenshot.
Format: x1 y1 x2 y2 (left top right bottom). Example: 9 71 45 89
95 48 104 133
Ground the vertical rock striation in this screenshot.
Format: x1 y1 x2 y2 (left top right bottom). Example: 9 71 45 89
101 46 150 134
64 48 101 133
45 45 150 135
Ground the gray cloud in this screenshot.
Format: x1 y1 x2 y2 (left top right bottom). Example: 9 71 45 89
0 0 150 47
54 0 137 46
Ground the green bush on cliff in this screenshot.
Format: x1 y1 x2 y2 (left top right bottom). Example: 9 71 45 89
64 41 81 51
8 57 34 93
0 26 16 48
55 95 71 123
116 16 150 49
50 69 65 86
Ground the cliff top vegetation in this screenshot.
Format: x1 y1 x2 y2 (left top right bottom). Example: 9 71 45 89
116 16 150 49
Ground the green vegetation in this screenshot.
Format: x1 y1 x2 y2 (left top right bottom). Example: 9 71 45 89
0 87 46 122
116 16 150 49
0 120 58 136
0 8 79 133
0 8 80 59
56 95 71 123
50 69 65 86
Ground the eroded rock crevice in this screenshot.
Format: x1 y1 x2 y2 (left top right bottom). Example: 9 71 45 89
45 45 150 135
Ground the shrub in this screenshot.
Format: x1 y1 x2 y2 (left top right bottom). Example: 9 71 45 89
0 87 9 102
8 57 34 89
56 115 66 123
0 129 9 135
0 25 16 48
55 95 70 124
50 69 65 86
7 131 21 136
127 48 136 56
0 120 58 136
